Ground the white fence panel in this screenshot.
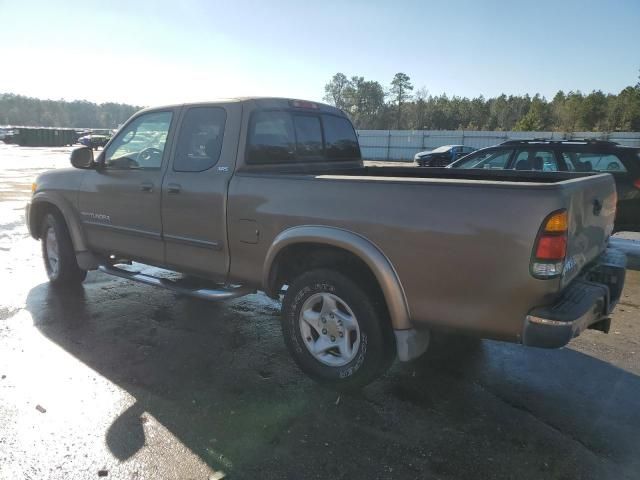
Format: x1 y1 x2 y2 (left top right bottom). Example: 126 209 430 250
357 130 640 161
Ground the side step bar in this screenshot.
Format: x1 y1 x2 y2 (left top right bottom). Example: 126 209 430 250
98 265 254 301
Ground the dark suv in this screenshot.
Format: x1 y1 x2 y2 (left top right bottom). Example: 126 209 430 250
449 139 640 232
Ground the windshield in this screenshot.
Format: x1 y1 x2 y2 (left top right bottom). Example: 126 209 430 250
431 145 452 153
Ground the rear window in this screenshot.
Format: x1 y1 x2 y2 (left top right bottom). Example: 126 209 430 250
323 114 360 159
293 115 323 158
247 110 360 164
247 111 296 164
561 152 627 173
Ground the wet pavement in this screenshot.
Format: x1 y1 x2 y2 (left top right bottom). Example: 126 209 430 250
1 143 639 479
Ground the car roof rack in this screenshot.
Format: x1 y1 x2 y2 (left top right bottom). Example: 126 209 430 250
500 138 619 146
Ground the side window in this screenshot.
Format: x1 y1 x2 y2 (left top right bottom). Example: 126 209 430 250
174 107 226 172
293 115 323 158
561 152 627 173
104 111 172 170
322 114 360 159
512 149 558 171
453 149 513 169
247 111 296 164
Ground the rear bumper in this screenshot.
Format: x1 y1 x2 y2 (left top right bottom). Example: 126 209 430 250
522 248 627 348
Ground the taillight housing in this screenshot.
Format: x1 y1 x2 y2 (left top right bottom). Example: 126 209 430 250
531 210 568 279
634 178 640 189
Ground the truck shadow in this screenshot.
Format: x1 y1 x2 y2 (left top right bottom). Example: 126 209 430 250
26 279 640 479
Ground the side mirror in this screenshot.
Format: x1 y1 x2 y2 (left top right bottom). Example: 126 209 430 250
70 147 95 169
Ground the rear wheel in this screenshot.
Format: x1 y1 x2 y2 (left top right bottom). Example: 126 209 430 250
41 213 87 286
281 269 395 390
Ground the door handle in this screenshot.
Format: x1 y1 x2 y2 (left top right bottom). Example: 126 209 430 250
140 181 154 192
167 183 182 194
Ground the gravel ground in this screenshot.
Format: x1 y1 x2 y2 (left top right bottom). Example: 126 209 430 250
1 144 639 480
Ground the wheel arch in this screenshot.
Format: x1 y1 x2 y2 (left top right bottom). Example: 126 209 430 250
29 193 87 252
263 226 411 330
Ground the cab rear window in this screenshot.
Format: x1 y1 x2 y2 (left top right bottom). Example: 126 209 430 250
247 111 360 164
323 115 360 159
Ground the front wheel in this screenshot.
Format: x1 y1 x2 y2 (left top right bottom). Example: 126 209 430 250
41 213 87 286
281 269 395 390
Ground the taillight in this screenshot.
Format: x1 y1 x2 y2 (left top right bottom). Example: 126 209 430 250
531 210 568 279
634 178 640 189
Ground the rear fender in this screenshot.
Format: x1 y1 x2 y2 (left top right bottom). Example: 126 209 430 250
263 225 412 330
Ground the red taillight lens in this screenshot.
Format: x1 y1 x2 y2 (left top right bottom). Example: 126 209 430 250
535 234 567 260
634 178 640 189
531 209 569 278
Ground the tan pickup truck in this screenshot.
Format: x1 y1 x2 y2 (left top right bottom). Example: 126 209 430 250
26 98 626 389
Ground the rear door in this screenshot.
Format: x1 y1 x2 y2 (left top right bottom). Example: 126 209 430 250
161 103 241 280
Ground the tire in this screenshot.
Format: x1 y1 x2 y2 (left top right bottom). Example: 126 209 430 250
281 269 396 390
41 212 87 286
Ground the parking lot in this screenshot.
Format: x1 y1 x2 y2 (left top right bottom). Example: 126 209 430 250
1 144 640 479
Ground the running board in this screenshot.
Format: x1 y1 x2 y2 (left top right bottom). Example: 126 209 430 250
98 265 254 301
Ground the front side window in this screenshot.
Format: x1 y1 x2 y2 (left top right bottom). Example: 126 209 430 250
452 149 513 169
174 107 226 172
512 149 558 171
561 152 627 173
104 111 173 170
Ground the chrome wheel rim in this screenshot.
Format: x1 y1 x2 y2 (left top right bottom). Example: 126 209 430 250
45 226 59 276
299 292 361 367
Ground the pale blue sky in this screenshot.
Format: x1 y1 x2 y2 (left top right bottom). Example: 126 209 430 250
0 0 638 106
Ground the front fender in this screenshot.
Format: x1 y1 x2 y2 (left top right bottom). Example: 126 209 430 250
263 225 412 330
30 191 88 253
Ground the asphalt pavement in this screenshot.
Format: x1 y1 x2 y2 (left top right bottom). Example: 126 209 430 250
1 144 639 480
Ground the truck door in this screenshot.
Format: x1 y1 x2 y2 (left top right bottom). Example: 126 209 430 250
161 104 240 280
78 110 175 265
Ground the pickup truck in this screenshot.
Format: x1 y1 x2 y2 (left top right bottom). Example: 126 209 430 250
26 97 627 389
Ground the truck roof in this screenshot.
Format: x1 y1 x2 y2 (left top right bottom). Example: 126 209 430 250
138 97 345 116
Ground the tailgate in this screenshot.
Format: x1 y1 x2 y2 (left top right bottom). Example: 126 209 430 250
562 173 617 286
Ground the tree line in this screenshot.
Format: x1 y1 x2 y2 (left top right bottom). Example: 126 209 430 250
323 72 640 132
0 93 141 129
3 73 640 132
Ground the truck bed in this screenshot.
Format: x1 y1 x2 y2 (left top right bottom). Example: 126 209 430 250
229 166 616 341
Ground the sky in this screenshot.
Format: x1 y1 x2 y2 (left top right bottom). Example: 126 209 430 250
0 0 638 106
